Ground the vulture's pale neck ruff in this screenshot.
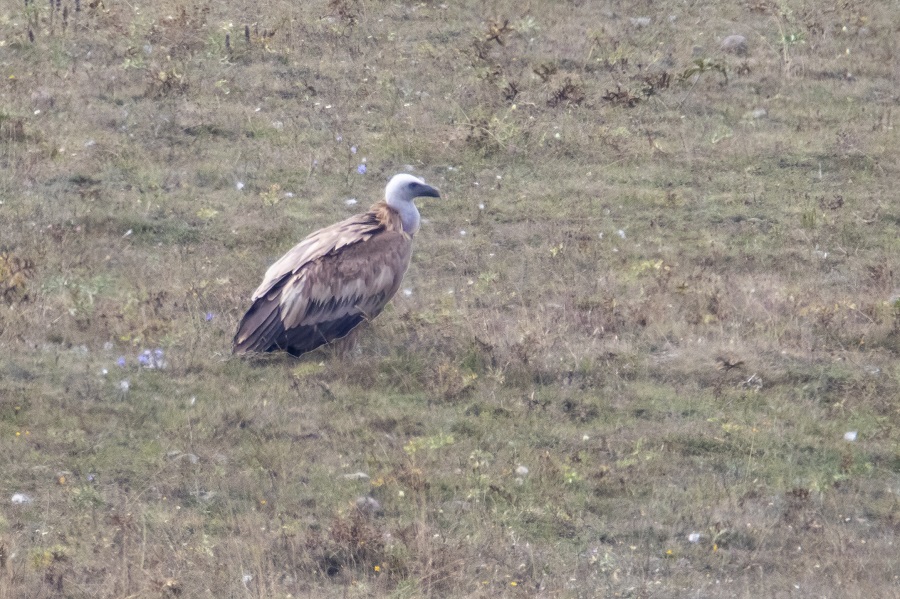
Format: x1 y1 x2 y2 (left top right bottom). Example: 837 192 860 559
384 174 440 236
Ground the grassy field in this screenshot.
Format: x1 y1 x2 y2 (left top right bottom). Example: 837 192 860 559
1 0 899 597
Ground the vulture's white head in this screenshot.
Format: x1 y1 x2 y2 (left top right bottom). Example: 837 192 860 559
384 174 440 235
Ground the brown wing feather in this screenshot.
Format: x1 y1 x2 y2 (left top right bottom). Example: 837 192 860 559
233 203 412 356
251 205 390 302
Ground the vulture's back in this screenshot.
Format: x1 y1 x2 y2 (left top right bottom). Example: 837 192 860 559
233 202 413 356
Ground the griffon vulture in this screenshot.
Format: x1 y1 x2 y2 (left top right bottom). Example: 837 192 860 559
233 173 441 356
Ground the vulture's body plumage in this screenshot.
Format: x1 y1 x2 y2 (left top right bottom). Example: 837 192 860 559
233 174 440 356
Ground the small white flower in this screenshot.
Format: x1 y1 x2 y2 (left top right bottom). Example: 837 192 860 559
345 198 357 206
11 493 33 505
459 230 466 236
844 431 857 442
122 229 133 238
617 229 626 239
235 181 245 190
515 465 529 476
478 203 485 210
242 574 253 585
119 380 130 392
688 532 701 543
403 288 412 297
582 434 590 441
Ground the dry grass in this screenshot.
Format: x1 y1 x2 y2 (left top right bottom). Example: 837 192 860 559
0 0 899 597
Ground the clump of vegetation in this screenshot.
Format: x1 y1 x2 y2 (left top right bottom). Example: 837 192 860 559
0 253 33 303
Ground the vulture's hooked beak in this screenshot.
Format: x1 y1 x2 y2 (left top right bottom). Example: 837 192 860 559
415 183 441 199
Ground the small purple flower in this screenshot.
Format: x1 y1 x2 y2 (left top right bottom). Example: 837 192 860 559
138 348 167 369
205 312 215 322
350 145 357 154
87 473 95 483
357 164 367 175
117 356 126 367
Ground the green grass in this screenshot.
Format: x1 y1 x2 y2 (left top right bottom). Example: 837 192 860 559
1 0 899 597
